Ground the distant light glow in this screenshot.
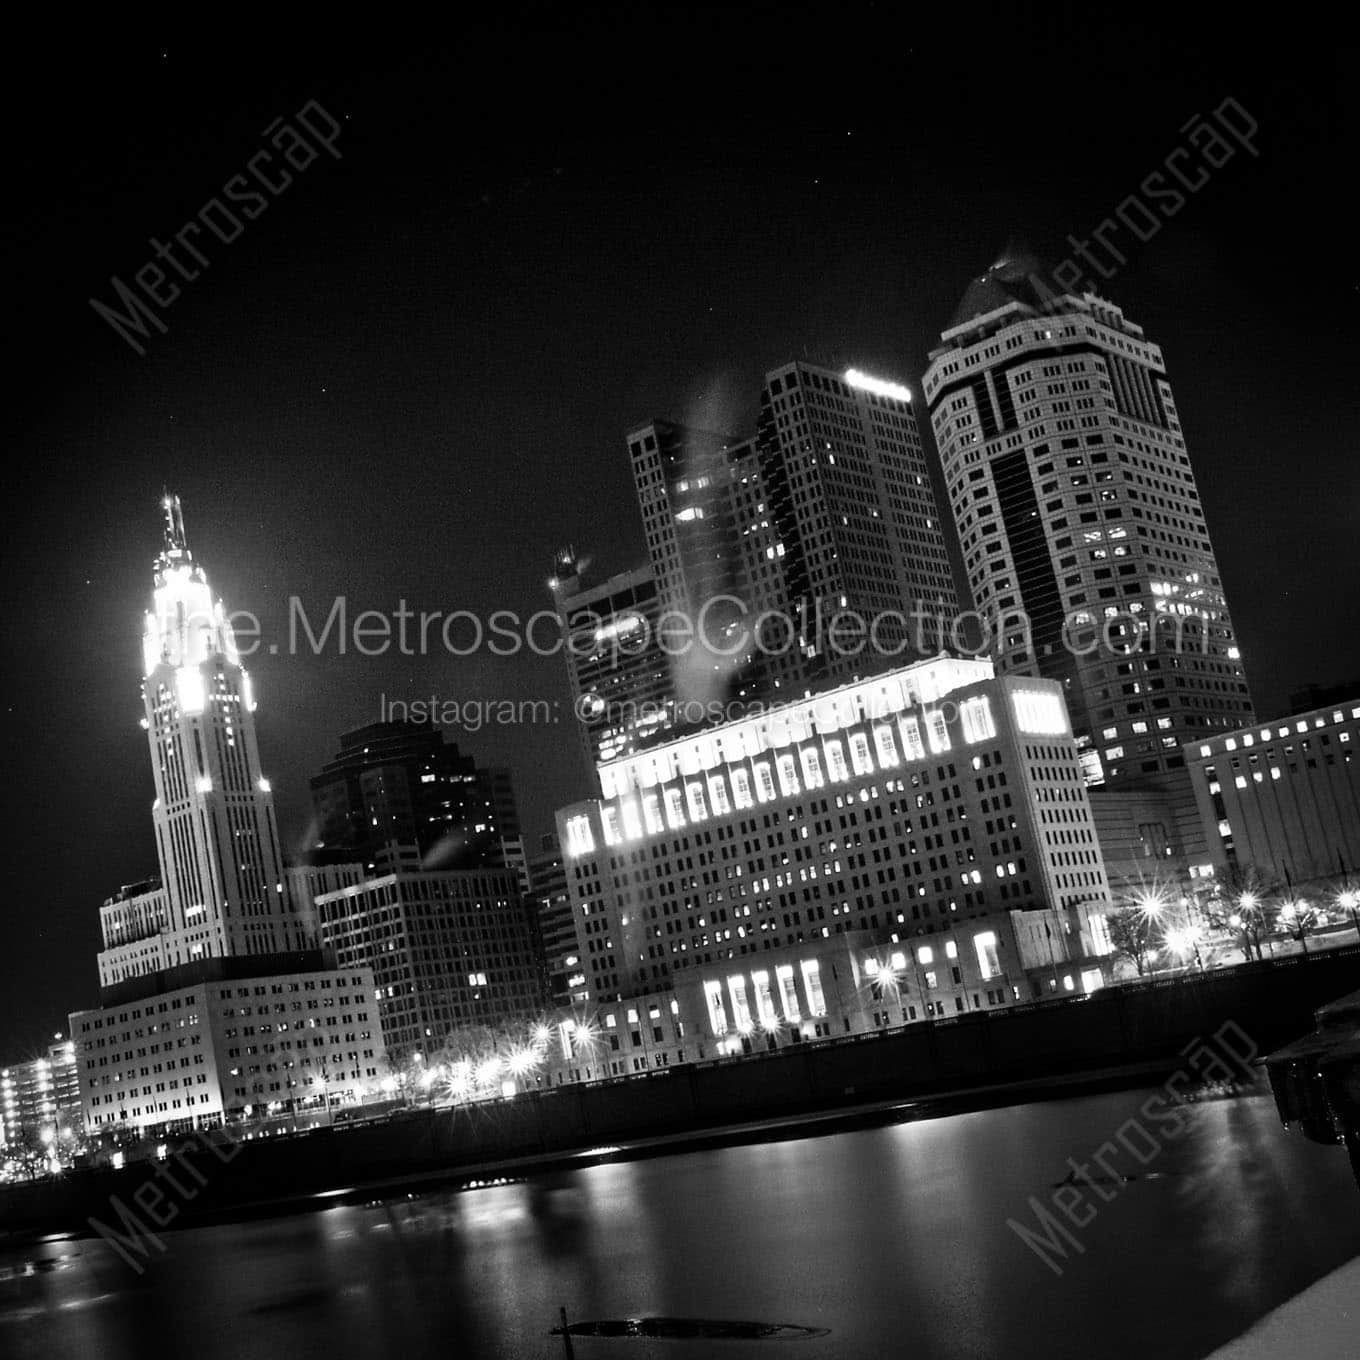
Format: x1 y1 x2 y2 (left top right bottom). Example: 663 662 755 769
844 368 912 402
176 666 206 715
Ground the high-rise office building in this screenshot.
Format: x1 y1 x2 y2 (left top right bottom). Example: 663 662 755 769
315 868 542 1060
628 419 752 626
923 251 1254 791
527 832 587 1009
559 361 962 774
550 551 678 767
743 361 959 691
307 719 526 884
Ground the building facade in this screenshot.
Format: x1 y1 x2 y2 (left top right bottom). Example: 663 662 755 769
923 252 1254 790
1 1039 81 1152
315 868 543 1060
1185 699 1360 891
70 957 386 1134
70 496 389 1139
540 913 1113 1090
556 655 1113 1017
742 361 959 693
136 495 296 966
555 361 962 776
307 719 526 884
550 553 679 768
527 833 587 1009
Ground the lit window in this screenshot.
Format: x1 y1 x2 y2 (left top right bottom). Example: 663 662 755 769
751 971 777 1026
1013 689 1068 736
960 696 996 744
564 815 595 856
799 747 826 789
926 709 952 753
849 733 875 776
974 931 1000 980
873 726 899 767
800 960 827 1017
703 983 728 1036
728 976 753 1031
823 740 850 782
776 964 800 1020
898 717 926 761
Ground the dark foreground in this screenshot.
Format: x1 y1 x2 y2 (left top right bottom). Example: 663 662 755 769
2 1087 1357 1360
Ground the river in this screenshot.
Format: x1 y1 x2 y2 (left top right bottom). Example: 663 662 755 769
2 1086 1357 1359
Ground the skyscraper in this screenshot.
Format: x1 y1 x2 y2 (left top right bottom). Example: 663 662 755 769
315 868 541 1061
923 252 1254 791
526 832 586 1009
72 497 387 1135
550 550 679 766
307 719 527 884
743 361 960 692
106 495 298 977
563 360 962 772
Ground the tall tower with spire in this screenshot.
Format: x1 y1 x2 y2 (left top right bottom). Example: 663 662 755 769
138 494 293 962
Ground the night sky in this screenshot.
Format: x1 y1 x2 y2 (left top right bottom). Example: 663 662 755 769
4 7 1356 1052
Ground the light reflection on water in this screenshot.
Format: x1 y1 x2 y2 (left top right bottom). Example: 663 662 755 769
1 1088 1357 1360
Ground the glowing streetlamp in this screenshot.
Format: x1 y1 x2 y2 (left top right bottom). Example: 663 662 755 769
1336 887 1360 939
1163 923 1205 972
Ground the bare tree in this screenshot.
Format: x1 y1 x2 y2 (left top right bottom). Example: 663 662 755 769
1107 907 1158 977
1201 865 1278 962
1277 898 1326 953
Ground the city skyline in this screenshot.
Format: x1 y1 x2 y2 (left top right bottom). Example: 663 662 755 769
4 17 1357 1059
3 19 1359 1360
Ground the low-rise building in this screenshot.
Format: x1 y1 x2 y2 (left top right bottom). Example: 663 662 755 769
69 954 386 1135
1 1038 82 1151
1185 699 1360 892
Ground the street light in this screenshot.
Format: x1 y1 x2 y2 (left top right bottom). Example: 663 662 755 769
1163 923 1205 972
1337 887 1360 940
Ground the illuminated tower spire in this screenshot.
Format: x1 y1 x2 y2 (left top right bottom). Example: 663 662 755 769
139 494 297 963
162 490 188 554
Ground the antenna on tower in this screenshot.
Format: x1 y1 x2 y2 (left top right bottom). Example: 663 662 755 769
161 491 187 553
